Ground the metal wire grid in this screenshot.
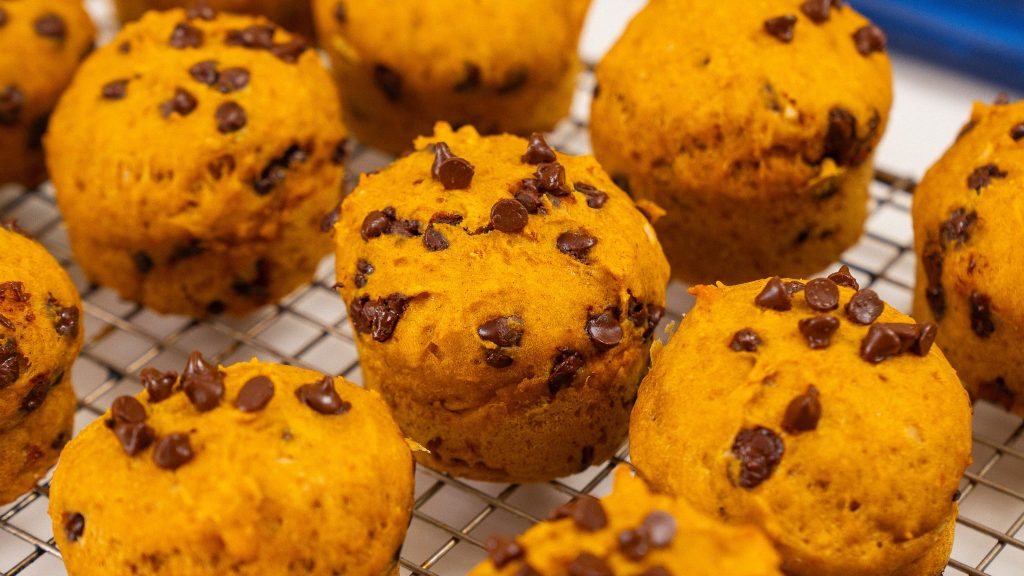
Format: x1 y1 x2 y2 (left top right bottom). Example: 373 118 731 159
1 54 1023 576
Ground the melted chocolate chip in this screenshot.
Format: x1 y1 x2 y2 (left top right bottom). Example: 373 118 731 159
730 328 762 352
548 348 584 395
63 513 85 542
180 351 225 412
485 536 523 569
535 162 569 195
522 132 557 164
556 230 598 263
490 199 529 233
169 22 204 49
216 67 250 93
235 375 274 412
552 495 608 531
478 317 523 347
140 368 177 403
34 13 66 40
574 183 608 209
764 15 797 43
804 278 839 311
970 292 995 338
0 85 25 125
0 314 12 330
431 142 474 189
113 422 156 456
567 553 612 576
828 265 860 290
845 289 883 325
373 64 402 101
484 349 513 368
153 433 194 470
783 385 821 433
0 8 7 28
587 311 623 352
21 373 56 413
253 144 306 195
47 295 79 338
824 107 858 166
853 24 886 56
799 316 840 349
859 324 903 364
350 294 410 342
732 426 785 489
454 61 481 92
102 79 129 100
225 25 275 49
967 164 1007 192
295 376 351 415
940 208 977 247
160 87 198 118
423 225 449 251
216 102 247 133
755 277 792 311
1011 123 1024 141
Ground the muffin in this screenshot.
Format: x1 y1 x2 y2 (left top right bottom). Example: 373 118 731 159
591 0 893 284
469 466 782 576
630 274 972 576
46 8 346 317
0 0 94 188
115 0 314 37
50 356 413 576
332 123 669 482
912 99 1024 416
312 0 591 154
0 223 83 504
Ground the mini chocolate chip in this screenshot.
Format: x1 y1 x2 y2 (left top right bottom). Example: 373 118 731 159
295 376 351 415
764 15 797 43
153 433 194 470
454 61 481 92
186 4 216 20
361 210 391 240
552 494 608 531
497 66 528 94
160 87 198 117
484 349 513 368
270 38 309 63
804 278 840 311
132 251 154 274
783 385 821 433
169 22 204 49
587 311 622 351
643 511 677 547
646 305 665 340
485 536 523 569
970 292 995 338
423 225 449 251
225 25 275 49
207 300 226 315
332 139 348 165
1011 123 1024 141
731 426 785 489
48 297 79 338
490 198 529 233
141 367 177 403
799 316 839 349
914 322 938 356
800 0 833 23
216 67 250 93
0 314 12 330
349 294 410 342
0 85 24 125
515 182 545 214
574 183 608 209
478 317 522 347
730 328 762 351
926 284 946 321
216 102 247 133
357 259 375 274
235 375 274 412
860 324 903 364
109 395 147 425
431 142 474 189
334 1 347 23
967 164 1006 192
568 553 612 576
853 24 886 56
0 338 25 389
63 513 85 542
102 79 129 100
784 280 806 296
535 162 568 195
113 422 156 456
373 64 402 101
0 8 7 27
940 208 978 248
557 230 597 263
522 132 557 164
180 351 225 412
639 568 671 576
845 289 883 325
34 13 66 39
21 373 55 413
824 107 858 166
828 265 860 290
755 277 792 311
548 348 584 395
618 527 650 560
430 212 464 226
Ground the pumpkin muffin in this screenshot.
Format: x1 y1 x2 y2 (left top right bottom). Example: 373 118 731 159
115 0 314 37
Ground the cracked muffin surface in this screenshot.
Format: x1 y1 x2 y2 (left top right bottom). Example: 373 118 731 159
630 274 971 576
591 0 893 284
50 357 413 576
333 123 669 482
46 8 346 317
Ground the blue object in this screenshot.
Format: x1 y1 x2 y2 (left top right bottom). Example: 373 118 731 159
851 0 1024 92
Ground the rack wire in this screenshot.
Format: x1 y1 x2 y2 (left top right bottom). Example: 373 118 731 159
2 13 1024 576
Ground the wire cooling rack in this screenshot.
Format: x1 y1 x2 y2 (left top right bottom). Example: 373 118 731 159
2 7 1024 576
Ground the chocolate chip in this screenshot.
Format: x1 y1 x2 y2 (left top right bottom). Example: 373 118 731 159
574 183 608 209
423 225 449 251
731 426 784 489
112 422 156 456
800 0 833 23
914 322 938 356
180 351 225 412
63 513 85 542
207 300 226 315
845 289 883 325
552 495 608 531
431 142 474 190
940 208 977 248
109 395 147 425
860 324 903 363
270 38 309 63
169 22 204 49
587 311 622 351
485 536 523 569
970 292 995 338
160 87 198 117
639 568 671 576
0 85 24 125
102 79 129 100
0 314 12 330
967 164 1006 192
995 93 1011 106
350 294 410 342
21 373 56 413
186 4 216 20
557 230 597 263
47 296 79 338
798 316 839 349
140 368 177 403
118 41 131 53
334 1 347 23
373 64 402 101
235 375 274 412
618 527 650 560
353 258 374 287
828 265 860 290
514 181 545 214
332 139 348 165
431 212 464 226
490 199 529 233
824 107 857 166
0 338 25 389
755 277 792 311
153 433 194 470
1011 123 1024 141
853 24 886 56
646 305 665 340
34 13 66 40
764 15 797 43
567 553 612 576
454 61 481 92
216 102 247 133
804 278 840 311
784 280 806 296
643 511 677 547
783 385 821 433
484 349 513 368
216 67 250 93
926 284 946 321
535 162 569 195
295 376 351 415
522 132 557 164
478 317 523 347
0 281 29 302
225 25 275 49
253 144 306 195
361 210 391 240
977 377 1014 410
497 66 528 94
548 348 584 395
0 8 7 27
730 328 762 351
